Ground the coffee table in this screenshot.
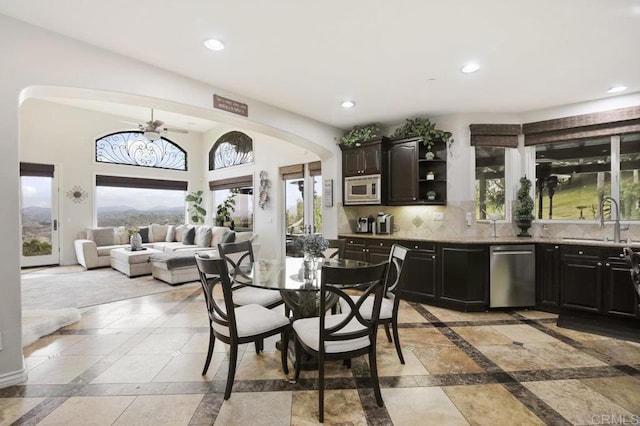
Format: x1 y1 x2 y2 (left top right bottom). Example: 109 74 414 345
110 247 162 277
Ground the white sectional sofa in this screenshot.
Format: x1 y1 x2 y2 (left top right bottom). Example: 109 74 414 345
74 223 251 270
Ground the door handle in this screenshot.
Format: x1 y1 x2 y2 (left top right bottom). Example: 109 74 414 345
53 219 58 231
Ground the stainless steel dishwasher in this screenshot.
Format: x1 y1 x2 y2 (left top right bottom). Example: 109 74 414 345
490 245 535 308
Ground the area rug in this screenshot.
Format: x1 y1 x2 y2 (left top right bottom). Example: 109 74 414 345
22 308 81 347
21 265 199 310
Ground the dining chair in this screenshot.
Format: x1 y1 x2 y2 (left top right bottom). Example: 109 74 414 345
292 261 389 423
320 238 346 259
339 244 410 364
195 255 290 400
218 240 289 351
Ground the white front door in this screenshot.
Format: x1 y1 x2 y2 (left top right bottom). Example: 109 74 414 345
20 168 60 267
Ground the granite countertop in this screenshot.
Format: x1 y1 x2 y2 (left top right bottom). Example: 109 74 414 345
337 233 640 248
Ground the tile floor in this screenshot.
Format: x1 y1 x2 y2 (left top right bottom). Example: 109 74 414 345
2 285 640 425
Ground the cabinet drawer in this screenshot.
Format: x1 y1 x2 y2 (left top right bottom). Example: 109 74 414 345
345 238 365 246
405 241 436 252
602 248 627 262
367 239 394 249
561 245 599 258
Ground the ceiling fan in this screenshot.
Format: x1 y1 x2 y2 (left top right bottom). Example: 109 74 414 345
130 109 189 141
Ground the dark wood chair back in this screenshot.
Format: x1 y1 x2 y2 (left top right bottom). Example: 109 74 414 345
623 247 640 306
194 255 237 336
218 240 254 277
321 238 346 259
385 244 410 296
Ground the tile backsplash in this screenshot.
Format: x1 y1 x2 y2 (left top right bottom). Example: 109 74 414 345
338 202 640 242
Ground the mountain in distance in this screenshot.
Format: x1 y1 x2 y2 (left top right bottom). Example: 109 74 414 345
97 205 183 214
21 206 51 223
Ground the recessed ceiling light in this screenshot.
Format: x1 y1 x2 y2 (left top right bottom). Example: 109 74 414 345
341 100 355 109
461 63 480 74
204 39 225 51
607 85 628 94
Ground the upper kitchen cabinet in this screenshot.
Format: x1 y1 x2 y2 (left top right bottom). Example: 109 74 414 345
387 136 447 205
341 137 386 177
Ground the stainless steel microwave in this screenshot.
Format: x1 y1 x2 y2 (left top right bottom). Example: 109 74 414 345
344 174 381 205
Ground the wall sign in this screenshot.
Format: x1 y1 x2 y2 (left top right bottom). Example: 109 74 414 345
213 94 248 117
323 179 333 207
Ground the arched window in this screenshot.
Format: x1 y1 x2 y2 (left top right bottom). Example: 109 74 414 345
209 131 253 170
96 131 187 171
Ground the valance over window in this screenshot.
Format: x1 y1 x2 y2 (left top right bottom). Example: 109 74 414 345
469 124 521 148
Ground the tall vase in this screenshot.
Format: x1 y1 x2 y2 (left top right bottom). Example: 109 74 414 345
130 232 143 250
303 252 318 282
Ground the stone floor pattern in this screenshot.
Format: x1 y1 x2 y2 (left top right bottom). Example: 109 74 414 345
2 285 639 425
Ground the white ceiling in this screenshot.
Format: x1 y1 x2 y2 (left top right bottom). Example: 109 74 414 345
2 0 640 130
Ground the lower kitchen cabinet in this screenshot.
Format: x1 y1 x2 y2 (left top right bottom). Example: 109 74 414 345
602 248 639 319
400 241 437 303
440 244 489 311
560 246 601 313
536 244 561 310
343 237 392 263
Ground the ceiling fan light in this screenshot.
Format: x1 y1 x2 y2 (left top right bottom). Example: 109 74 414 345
144 130 161 141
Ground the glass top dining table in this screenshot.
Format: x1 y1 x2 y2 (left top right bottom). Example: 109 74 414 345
232 256 371 318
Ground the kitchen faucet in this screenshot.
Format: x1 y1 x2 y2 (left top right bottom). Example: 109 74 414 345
599 196 624 243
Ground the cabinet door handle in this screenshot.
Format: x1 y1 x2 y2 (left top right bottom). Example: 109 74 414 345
578 251 583 255
605 262 610 267
432 255 436 259
379 243 383 246
619 253 625 258
414 245 419 249
554 246 559 249
597 262 602 266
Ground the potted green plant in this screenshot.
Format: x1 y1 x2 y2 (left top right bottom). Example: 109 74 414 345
336 122 381 148
426 190 437 201
185 190 206 224
216 192 236 227
392 117 453 159
514 176 535 237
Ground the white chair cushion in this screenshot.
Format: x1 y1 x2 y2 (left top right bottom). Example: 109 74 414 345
233 286 283 307
293 314 370 354
212 304 289 338
339 295 393 320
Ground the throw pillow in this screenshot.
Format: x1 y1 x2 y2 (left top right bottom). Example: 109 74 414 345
194 226 213 247
175 224 188 242
114 226 129 244
220 230 236 244
210 226 229 246
87 227 115 246
182 226 196 245
138 226 150 243
165 225 176 242
149 223 169 242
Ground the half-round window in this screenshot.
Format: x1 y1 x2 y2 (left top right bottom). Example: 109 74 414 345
96 131 187 171
209 131 254 170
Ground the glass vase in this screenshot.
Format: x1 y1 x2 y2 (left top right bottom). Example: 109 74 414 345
303 252 318 282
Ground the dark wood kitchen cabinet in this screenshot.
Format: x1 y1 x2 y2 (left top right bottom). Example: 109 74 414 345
387 139 419 204
400 241 438 303
387 136 447 205
601 248 639 319
536 244 561 311
560 245 602 314
342 138 385 177
439 244 489 311
343 237 392 263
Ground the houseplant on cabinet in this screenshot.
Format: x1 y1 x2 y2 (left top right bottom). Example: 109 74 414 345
336 123 381 148
514 176 535 237
392 117 453 159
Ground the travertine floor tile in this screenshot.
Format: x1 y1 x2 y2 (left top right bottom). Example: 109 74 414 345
61 334 131 356
426 306 514 322
113 394 204 426
292 389 367 425
217 391 292 425
180 333 230 354
391 327 455 348
376 348 429 377
235 351 289 380
0 397 45 425
91 354 172 384
475 344 555 371
581 375 640 414
588 339 640 364
452 325 514 346
24 335 87 357
383 387 469 425
105 314 162 329
38 396 135 426
127 333 192 355
524 342 607 368
26 355 103 384
524 379 634 424
396 302 429 323
414 346 484 374
543 323 612 341
514 310 558 320
491 324 559 343
444 384 545 426
157 312 208 328
153 353 224 382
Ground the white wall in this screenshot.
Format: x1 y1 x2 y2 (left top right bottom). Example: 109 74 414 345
0 15 342 388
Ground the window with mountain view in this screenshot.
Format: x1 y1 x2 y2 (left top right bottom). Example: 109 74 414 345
95 175 187 226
